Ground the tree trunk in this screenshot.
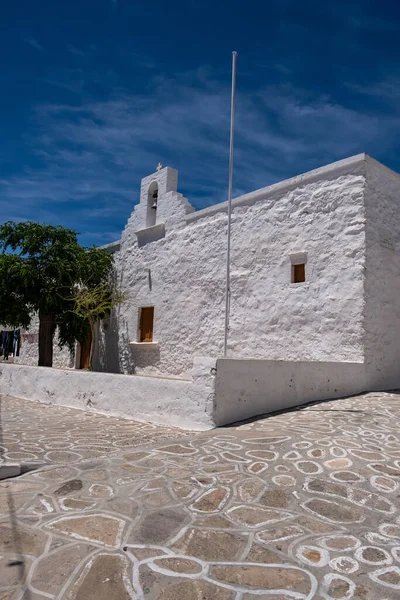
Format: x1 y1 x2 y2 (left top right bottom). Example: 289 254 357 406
88 319 95 371
38 313 55 367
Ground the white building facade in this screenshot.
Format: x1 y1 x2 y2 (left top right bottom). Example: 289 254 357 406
5 153 400 427
87 153 398 391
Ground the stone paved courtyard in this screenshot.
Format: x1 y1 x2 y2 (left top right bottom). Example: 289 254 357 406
2 393 400 599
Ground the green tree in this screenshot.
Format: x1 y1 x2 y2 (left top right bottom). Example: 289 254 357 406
0 221 113 367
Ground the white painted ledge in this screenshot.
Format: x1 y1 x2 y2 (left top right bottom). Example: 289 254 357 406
129 341 159 349
101 239 121 252
135 222 165 235
135 223 166 247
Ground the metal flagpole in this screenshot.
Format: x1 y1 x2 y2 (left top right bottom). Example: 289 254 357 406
223 51 238 357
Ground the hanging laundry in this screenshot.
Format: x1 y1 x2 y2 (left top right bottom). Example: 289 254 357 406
13 329 20 356
0 329 21 359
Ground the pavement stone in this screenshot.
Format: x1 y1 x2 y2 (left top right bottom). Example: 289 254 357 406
1 392 400 598
64 553 135 600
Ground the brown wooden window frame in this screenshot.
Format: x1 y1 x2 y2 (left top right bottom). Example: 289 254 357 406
138 306 154 342
292 263 306 284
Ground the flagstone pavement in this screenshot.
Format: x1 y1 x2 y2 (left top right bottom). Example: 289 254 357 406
2 392 400 599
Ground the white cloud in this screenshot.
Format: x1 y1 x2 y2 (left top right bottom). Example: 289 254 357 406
66 44 85 57
21 35 44 51
1 70 398 245
346 77 400 105
40 69 85 95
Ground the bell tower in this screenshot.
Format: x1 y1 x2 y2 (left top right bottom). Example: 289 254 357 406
122 163 195 247
139 164 179 230
146 180 158 227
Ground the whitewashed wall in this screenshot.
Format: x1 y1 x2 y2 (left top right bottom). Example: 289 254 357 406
214 358 367 426
0 357 216 430
12 314 73 369
364 158 400 389
102 157 367 378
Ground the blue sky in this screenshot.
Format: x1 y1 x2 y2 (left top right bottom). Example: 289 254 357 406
1 0 400 246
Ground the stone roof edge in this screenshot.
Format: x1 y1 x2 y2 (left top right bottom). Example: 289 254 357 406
99 154 400 245
364 154 400 183
100 239 121 252
185 153 371 224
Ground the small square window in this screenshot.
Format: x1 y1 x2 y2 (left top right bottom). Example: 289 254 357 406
292 263 305 284
138 306 154 342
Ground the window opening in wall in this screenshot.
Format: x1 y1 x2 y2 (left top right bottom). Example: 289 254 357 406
146 182 158 228
139 306 154 342
292 263 306 284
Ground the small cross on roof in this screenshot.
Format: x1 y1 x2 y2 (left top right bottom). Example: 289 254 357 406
156 162 163 172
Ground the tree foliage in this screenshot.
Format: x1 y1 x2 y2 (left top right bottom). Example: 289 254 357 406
0 221 114 367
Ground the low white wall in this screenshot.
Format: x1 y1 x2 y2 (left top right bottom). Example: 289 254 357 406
2 358 381 430
0 362 215 431
214 359 368 426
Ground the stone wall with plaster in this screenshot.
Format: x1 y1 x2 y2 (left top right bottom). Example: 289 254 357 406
0 359 216 430
100 156 367 378
364 158 400 389
214 358 368 426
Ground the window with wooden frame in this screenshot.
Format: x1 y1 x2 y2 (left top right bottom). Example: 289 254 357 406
139 306 154 342
290 252 307 284
292 263 306 284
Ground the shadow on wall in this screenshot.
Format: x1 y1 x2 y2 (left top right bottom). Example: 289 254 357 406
130 345 161 372
93 308 162 375
120 323 135 375
118 317 160 375
93 311 121 374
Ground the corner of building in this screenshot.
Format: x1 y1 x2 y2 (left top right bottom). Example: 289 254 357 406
363 158 400 389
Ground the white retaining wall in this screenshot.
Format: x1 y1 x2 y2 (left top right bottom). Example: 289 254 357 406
2 356 396 429
214 359 368 426
0 358 216 430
